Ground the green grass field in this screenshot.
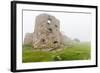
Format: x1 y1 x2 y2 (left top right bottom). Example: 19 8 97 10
22 42 91 63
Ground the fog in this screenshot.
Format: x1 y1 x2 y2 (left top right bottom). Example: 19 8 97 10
23 10 92 42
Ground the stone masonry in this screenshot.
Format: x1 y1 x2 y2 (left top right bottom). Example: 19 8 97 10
24 14 64 51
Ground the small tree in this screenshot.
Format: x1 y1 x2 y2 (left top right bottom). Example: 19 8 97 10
74 38 80 42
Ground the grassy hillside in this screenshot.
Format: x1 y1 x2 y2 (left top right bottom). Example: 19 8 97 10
22 42 91 63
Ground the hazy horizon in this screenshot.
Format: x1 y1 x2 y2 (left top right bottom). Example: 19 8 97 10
23 10 92 42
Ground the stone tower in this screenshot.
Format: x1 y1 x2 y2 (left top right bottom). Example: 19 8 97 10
32 14 63 50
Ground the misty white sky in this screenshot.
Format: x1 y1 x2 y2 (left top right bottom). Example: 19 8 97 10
23 10 92 42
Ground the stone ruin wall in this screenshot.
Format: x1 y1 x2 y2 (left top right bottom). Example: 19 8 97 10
24 14 65 51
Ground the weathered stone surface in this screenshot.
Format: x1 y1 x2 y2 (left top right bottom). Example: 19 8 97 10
32 14 63 50
24 13 73 51
61 34 73 48
24 33 33 45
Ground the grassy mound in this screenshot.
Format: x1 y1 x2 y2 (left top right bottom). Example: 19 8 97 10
22 42 91 63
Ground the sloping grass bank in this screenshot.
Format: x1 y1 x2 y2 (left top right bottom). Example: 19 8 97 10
22 42 91 63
